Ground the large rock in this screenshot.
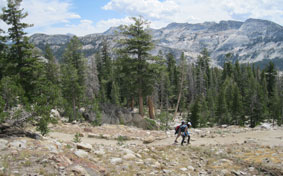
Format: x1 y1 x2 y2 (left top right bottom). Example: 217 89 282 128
0 139 8 150
82 103 158 130
9 140 27 149
110 158 123 165
50 109 60 118
143 136 156 144
260 123 272 129
76 143 92 152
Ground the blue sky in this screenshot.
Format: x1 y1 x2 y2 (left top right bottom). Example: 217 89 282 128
0 0 283 36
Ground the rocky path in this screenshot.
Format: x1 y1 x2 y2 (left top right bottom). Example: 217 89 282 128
1 123 283 176
49 126 283 147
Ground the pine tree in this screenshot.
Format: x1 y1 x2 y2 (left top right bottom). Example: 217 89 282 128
119 16 154 117
216 84 228 125
1 0 42 101
232 85 243 125
166 53 178 107
190 98 201 128
1 0 33 75
265 62 277 97
100 40 113 102
61 36 87 121
45 45 59 85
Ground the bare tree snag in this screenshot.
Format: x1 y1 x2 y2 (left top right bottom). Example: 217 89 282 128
148 96 155 119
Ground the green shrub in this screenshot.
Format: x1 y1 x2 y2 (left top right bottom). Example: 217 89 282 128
36 117 49 136
144 118 157 130
73 132 81 143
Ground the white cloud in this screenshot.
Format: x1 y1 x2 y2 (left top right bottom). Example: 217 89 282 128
1 0 283 36
103 0 283 29
103 0 178 20
38 17 133 36
0 0 81 32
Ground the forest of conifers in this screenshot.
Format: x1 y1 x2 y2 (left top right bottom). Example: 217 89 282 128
0 0 282 135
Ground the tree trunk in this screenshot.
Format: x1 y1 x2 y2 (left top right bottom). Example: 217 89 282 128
130 97 135 111
138 89 144 117
173 65 185 119
148 96 155 119
72 97 76 121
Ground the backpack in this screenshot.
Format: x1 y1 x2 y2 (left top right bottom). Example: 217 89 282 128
180 125 186 132
175 125 180 134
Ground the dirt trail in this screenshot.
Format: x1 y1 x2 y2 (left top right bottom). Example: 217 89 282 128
50 128 283 147
151 129 283 146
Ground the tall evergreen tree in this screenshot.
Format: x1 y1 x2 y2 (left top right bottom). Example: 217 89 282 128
61 36 87 121
119 16 154 117
1 0 33 75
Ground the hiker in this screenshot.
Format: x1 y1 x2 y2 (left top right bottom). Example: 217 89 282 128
180 122 192 145
180 122 188 145
186 122 192 144
174 121 185 143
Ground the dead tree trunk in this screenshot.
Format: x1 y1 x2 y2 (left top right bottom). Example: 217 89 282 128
173 62 186 119
138 89 144 117
131 97 135 111
148 96 155 119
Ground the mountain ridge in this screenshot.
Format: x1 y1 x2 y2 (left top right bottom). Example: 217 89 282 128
29 18 283 70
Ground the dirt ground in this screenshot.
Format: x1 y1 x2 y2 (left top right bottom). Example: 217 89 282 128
49 124 283 147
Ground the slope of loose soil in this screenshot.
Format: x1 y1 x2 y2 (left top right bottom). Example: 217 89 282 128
0 122 282 176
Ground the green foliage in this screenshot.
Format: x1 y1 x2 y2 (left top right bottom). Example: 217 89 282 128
157 111 172 131
0 76 24 109
118 16 155 116
116 135 129 145
73 132 81 143
144 118 157 130
36 117 49 136
61 37 87 121
190 98 201 128
91 98 102 126
0 95 8 123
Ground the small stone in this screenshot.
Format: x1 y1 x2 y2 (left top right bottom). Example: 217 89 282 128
94 150 105 156
180 168 188 172
231 170 241 176
152 161 161 169
71 165 89 176
77 143 92 152
187 166 195 171
87 133 98 138
102 134 111 139
123 153 136 160
110 158 122 165
74 150 88 158
221 125 228 128
163 169 171 174
221 169 229 176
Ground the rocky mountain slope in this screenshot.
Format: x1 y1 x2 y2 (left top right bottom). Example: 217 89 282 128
30 18 283 70
1 121 282 176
